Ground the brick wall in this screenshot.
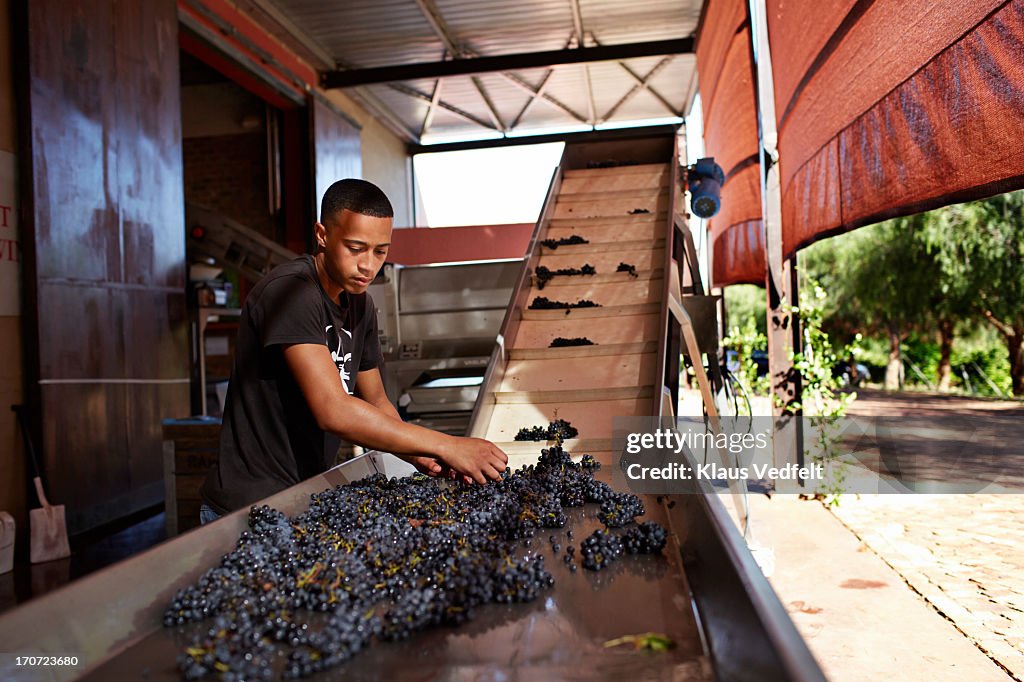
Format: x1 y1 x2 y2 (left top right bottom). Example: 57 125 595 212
183 132 279 242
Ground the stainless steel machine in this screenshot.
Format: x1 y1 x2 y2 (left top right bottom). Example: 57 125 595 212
369 258 522 435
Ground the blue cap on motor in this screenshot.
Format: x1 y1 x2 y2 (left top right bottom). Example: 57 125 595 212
686 157 725 219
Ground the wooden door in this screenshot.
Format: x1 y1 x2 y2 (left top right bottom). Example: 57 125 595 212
19 0 189 532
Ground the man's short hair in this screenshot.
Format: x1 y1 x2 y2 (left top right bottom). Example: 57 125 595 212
320 179 394 223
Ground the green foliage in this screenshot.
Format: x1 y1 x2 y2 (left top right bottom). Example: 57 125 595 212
950 327 1012 397
803 190 1024 396
902 333 940 387
791 279 858 506
722 318 769 397
723 285 767 337
923 191 1024 395
923 191 1024 330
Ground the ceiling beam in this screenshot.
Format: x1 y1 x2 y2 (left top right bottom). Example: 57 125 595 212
322 37 695 88
569 0 597 125
412 0 507 132
420 78 444 137
408 123 679 155
591 35 682 119
598 56 675 123
388 83 497 130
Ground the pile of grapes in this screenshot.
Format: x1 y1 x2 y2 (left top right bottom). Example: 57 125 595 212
616 262 638 278
165 444 666 680
540 235 589 250
528 296 601 310
534 264 596 290
549 337 595 348
513 418 579 442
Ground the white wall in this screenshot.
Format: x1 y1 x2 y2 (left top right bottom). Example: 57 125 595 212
324 90 413 227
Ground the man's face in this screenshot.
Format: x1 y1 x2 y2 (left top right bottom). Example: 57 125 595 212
316 209 392 295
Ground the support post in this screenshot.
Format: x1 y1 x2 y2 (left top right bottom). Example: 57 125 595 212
749 0 802 470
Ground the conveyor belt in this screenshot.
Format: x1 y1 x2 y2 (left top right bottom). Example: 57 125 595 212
79 469 711 681
469 160 672 472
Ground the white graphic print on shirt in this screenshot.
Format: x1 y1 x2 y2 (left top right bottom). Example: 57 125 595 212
326 324 354 394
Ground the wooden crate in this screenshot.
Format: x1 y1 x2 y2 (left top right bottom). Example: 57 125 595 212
162 420 221 537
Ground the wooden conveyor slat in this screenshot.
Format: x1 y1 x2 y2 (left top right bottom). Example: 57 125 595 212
508 340 657 360
499 353 657 393
526 277 662 307
554 186 668 204
520 302 662 320
479 397 654 444
514 313 662 348
493 384 654 404
539 238 665 254
561 162 667 178
552 193 670 219
548 213 667 229
539 248 664 272
545 222 663 242
560 169 668 192
534 269 662 288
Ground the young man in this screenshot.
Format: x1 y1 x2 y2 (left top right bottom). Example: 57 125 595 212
200 179 507 520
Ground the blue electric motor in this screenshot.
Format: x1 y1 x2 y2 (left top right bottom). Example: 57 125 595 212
687 157 725 219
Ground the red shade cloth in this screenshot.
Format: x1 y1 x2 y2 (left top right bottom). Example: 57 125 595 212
767 0 1024 254
698 0 767 285
713 220 767 286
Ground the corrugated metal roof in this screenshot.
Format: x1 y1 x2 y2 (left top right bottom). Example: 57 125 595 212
265 0 702 142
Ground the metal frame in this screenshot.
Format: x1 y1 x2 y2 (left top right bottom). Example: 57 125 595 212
668 447 827 682
748 0 802 468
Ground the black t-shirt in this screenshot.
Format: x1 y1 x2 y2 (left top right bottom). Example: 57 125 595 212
201 255 382 514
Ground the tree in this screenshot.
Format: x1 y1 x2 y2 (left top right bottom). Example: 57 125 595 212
805 217 936 389
924 191 1024 396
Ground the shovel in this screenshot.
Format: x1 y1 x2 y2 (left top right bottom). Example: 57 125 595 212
12 405 71 563
0 511 13 574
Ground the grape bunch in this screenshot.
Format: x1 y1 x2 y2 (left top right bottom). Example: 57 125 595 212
580 529 624 571
622 521 668 555
616 262 639 278
598 492 645 528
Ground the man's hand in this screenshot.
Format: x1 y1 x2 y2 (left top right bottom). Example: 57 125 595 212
437 436 508 484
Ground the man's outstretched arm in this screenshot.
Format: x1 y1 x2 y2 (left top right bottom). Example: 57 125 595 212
354 367 444 477
283 343 507 483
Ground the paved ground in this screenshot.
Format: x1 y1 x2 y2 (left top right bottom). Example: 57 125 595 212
699 388 1024 680
835 390 1024 678
830 493 1024 679
741 494 1012 682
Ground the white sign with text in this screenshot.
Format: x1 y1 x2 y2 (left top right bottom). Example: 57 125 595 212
0 150 18 316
